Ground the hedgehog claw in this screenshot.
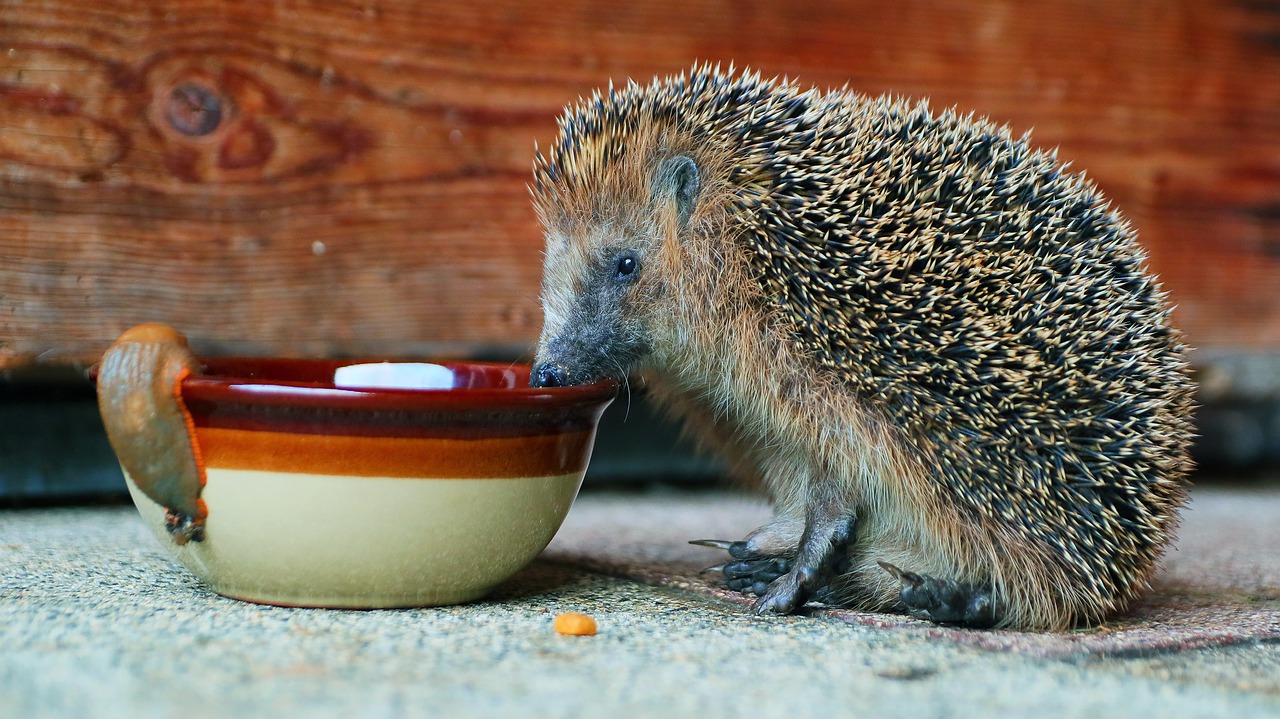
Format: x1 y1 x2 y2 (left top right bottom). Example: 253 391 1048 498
877 561 917 585
690 537 769 560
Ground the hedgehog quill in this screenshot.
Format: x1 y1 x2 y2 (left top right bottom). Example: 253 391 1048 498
529 65 1195 631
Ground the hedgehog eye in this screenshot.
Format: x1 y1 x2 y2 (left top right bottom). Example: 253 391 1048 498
614 254 639 281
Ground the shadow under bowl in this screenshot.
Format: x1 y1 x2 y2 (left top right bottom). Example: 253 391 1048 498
123 358 616 608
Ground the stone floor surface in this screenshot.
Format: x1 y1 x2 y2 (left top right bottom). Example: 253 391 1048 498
1 486 1278 719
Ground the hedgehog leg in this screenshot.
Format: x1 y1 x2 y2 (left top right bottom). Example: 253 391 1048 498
752 495 857 615
878 562 998 628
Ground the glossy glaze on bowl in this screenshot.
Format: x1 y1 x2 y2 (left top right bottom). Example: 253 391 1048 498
122 359 615 608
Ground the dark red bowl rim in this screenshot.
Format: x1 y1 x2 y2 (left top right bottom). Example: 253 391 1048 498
180 358 618 414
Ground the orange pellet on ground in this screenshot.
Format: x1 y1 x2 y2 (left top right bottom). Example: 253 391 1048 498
553 612 597 636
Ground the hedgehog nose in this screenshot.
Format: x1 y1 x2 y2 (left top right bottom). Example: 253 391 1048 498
530 362 568 388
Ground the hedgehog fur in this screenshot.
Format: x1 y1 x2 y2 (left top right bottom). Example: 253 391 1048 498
529 64 1195 631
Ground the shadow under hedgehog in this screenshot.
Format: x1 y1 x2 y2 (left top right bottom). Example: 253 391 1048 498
528 64 1195 631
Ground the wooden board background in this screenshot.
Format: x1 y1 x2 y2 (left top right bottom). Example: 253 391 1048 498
2 0 1278 370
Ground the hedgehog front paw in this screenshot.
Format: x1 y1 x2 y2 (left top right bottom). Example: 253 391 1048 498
691 538 792 595
694 538 804 612
726 555 793 597
752 567 814 614
694 508 857 615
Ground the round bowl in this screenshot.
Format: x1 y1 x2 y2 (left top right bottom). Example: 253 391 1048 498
115 357 615 608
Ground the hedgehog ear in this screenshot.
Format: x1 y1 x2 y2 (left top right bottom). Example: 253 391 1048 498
654 155 701 227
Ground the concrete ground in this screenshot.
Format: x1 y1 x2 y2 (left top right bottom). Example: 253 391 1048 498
2 486 1278 719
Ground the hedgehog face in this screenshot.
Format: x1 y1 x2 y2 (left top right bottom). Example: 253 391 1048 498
530 155 702 388
531 229 656 388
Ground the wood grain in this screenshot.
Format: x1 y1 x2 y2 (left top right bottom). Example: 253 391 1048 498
1 0 1278 370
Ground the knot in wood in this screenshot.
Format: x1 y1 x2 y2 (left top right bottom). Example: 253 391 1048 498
165 83 223 136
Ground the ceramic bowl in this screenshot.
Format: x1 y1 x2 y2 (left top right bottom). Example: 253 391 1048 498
98 335 615 608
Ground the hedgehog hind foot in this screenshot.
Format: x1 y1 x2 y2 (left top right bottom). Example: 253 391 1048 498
878 561 998 628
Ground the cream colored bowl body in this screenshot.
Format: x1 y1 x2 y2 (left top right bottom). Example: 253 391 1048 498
126 467 583 607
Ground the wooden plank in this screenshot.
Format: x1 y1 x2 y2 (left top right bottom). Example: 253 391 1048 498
1 0 1278 370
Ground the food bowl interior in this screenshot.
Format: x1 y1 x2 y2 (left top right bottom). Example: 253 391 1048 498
199 358 528 391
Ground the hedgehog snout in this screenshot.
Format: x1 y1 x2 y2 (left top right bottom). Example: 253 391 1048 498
530 361 569 388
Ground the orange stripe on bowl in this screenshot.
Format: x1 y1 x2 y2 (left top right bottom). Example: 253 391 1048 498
194 427 595 479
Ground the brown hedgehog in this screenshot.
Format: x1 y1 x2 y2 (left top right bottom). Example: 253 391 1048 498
528 65 1195 630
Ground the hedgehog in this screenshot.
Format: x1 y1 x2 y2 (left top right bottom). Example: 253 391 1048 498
527 65 1195 631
